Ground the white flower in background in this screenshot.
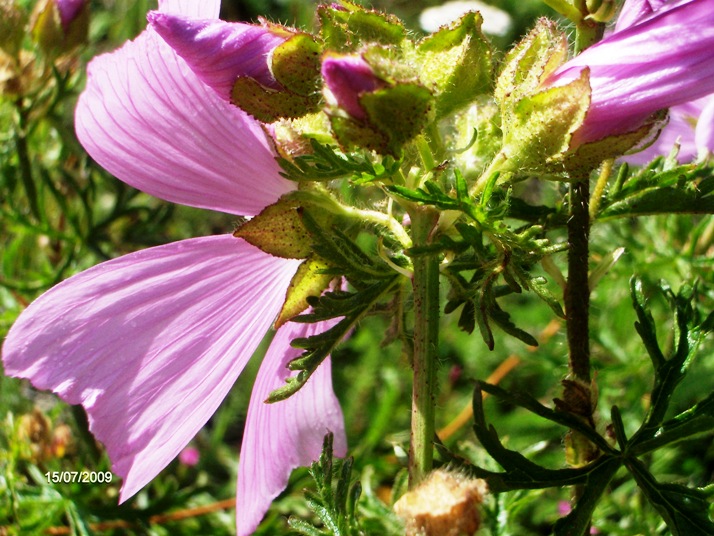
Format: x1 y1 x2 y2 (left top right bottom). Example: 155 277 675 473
420 1 512 36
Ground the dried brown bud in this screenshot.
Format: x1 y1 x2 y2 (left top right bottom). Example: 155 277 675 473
394 469 488 536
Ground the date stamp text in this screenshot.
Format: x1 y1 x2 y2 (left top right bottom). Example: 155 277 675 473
45 471 113 484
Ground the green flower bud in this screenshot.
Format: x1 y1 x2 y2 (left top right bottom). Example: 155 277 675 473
30 0 88 57
416 11 493 119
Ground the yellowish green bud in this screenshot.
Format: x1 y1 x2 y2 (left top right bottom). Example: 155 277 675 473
30 0 88 57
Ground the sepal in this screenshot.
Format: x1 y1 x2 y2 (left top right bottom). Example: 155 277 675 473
232 31 322 122
275 255 334 328
495 19 567 105
499 69 590 176
318 1 406 51
233 197 319 259
0 1 28 56
328 78 434 157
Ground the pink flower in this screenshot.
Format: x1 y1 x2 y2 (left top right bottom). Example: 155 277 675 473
179 446 200 467
1 1 346 535
547 0 714 146
321 54 385 120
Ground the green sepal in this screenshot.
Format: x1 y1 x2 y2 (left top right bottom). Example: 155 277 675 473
330 83 434 156
231 77 320 122
267 275 401 402
271 32 322 97
318 1 406 51
500 69 590 175
231 32 322 122
416 11 493 118
233 197 317 259
275 255 334 328
495 18 567 104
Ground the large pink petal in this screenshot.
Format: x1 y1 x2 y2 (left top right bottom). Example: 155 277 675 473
75 9 293 217
236 320 347 536
2 236 301 500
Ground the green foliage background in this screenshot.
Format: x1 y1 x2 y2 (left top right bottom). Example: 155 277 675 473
1 1 712 535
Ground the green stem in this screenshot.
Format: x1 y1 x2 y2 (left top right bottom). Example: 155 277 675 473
408 206 440 487
574 17 605 54
14 104 41 221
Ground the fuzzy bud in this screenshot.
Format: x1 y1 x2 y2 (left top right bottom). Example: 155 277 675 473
394 470 488 536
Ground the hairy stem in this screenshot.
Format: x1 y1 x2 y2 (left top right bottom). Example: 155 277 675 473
408 206 440 487
566 179 591 382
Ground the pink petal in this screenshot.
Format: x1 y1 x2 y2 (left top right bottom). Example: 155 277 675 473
149 12 286 101
2 235 301 500
236 320 347 536
75 15 293 217
614 0 669 31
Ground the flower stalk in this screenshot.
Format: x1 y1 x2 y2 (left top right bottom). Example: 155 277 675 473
565 177 591 384
408 205 440 487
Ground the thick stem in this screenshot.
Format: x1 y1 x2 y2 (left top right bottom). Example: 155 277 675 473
408 206 440 487
565 179 591 383
564 178 596 527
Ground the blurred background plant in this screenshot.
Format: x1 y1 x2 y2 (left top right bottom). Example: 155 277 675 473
1 1 712 535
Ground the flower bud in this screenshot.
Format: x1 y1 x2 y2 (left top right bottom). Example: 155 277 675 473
394 469 488 536
31 0 88 56
56 0 85 32
321 52 434 156
149 13 287 100
321 54 384 120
